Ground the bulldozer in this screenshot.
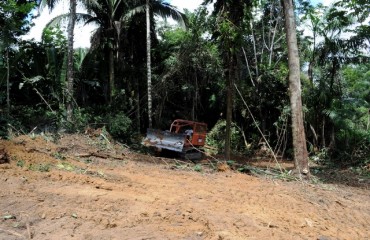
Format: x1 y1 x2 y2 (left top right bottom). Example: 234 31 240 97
142 119 207 160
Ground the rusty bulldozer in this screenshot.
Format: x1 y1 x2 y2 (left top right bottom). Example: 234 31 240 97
142 119 207 160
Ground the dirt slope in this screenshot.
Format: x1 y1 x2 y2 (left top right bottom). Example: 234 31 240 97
0 134 369 240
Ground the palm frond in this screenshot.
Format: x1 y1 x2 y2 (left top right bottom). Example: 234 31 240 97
39 0 62 12
90 28 103 52
84 16 101 26
76 13 96 24
45 13 95 29
151 2 187 28
122 5 146 22
45 14 69 28
84 0 103 13
122 1 187 28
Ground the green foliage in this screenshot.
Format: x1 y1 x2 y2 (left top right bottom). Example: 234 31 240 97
56 162 75 171
52 152 66 160
0 115 8 139
206 120 246 155
16 159 25 168
107 113 133 141
28 163 51 172
42 27 67 48
349 165 370 178
193 164 202 172
310 148 330 164
65 108 91 132
299 0 370 169
10 106 57 133
313 64 370 165
0 0 369 173
156 8 223 124
0 0 36 45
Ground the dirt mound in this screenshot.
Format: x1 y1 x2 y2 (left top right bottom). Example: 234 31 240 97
0 134 369 239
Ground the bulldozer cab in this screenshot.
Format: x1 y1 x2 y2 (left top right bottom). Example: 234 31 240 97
169 119 207 147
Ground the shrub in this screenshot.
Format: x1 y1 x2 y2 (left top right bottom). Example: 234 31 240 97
206 120 247 155
0 115 8 139
107 113 133 142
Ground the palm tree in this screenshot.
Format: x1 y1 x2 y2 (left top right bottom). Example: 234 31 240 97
66 0 76 122
303 3 368 153
86 0 127 103
143 0 185 128
43 0 185 127
146 0 152 128
84 0 185 120
40 0 77 122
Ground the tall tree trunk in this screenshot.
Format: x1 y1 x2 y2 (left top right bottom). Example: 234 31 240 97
66 0 76 122
109 20 121 104
6 48 10 116
283 0 309 178
109 48 114 103
321 117 326 147
146 0 152 128
136 90 141 133
225 52 234 160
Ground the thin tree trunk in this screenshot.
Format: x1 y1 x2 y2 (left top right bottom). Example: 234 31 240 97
66 0 76 122
146 0 152 128
283 0 309 178
321 117 326 147
109 48 114 103
6 48 10 116
308 30 316 83
329 125 335 151
225 53 234 160
250 21 259 78
242 47 255 87
192 73 198 120
135 76 141 133
110 21 121 104
136 91 141 133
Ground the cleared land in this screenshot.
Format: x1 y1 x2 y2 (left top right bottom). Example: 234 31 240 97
0 134 369 239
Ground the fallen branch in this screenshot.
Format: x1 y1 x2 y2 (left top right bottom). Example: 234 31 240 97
7 123 26 135
203 145 217 150
20 212 32 239
0 228 25 239
100 133 111 145
26 222 32 239
26 148 49 154
33 88 55 114
75 152 125 160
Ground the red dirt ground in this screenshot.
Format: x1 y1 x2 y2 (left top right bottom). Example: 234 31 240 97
0 134 369 240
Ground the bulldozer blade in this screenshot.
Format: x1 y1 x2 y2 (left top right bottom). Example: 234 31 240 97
143 129 186 153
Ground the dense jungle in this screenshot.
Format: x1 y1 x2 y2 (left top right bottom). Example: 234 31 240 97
0 0 369 238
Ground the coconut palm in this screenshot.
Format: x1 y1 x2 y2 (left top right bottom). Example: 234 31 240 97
146 0 152 127
42 0 185 129
83 0 186 115
40 0 79 122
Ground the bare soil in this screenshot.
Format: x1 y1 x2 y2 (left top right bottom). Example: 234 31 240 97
0 133 369 240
